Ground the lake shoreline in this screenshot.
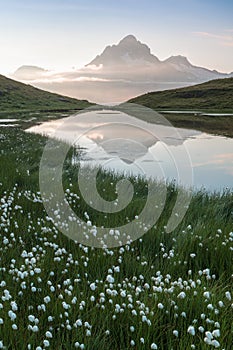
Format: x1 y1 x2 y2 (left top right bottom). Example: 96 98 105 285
25 108 233 192
160 111 233 138
1 105 233 138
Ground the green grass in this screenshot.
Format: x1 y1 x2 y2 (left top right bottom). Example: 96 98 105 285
0 127 232 349
128 77 233 137
0 74 92 115
128 77 233 111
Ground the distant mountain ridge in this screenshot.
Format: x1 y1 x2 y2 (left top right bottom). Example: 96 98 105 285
11 35 233 103
86 35 232 82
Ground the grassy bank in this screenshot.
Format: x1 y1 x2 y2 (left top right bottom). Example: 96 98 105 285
0 74 92 115
128 77 233 111
128 77 233 138
0 127 232 349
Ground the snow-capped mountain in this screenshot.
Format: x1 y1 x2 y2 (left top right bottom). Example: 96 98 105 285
162 55 228 81
11 35 233 103
86 35 231 82
87 35 160 67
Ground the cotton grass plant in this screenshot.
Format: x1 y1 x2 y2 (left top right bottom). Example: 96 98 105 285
0 127 232 349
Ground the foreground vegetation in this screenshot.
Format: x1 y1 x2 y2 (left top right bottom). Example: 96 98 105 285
128 77 233 137
0 126 232 349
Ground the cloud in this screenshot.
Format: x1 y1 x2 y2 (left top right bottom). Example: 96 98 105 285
73 77 108 82
222 41 233 47
194 31 233 47
193 153 233 168
23 76 110 84
31 77 68 84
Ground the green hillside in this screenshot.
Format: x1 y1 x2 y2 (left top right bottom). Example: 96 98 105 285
129 77 233 111
128 78 233 137
0 74 92 114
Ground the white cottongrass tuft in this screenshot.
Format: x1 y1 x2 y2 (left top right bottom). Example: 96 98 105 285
187 326 195 335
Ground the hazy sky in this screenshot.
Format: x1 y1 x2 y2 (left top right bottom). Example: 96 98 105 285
1 0 233 75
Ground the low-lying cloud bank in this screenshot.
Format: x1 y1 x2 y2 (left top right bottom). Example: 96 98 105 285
11 35 233 103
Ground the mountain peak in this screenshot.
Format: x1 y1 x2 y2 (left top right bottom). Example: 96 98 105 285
119 35 138 45
165 55 192 66
87 35 160 67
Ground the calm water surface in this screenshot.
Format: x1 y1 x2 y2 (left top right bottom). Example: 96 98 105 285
27 109 233 191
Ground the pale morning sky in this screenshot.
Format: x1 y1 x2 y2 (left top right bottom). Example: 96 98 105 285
1 0 233 75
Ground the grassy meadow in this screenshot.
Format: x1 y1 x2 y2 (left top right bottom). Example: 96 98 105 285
0 123 232 349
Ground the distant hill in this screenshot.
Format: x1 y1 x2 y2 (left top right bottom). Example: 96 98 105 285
0 74 92 113
14 65 48 80
128 77 233 111
127 77 233 137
